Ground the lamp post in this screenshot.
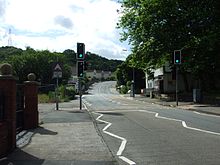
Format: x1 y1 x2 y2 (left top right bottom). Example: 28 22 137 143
131 67 135 97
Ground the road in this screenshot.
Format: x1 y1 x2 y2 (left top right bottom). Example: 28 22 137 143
83 81 220 165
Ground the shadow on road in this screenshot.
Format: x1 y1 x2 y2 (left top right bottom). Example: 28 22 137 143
34 127 58 135
101 112 124 116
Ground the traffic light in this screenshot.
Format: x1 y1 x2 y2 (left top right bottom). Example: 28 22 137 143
77 61 84 77
174 50 181 64
77 43 85 60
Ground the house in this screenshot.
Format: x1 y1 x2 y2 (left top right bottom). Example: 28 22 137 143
85 70 112 80
145 63 192 94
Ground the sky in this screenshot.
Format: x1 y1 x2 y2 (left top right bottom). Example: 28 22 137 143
0 0 130 60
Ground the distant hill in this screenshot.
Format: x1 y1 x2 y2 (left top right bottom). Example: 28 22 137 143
0 46 23 60
85 52 123 72
62 49 123 72
0 47 123 72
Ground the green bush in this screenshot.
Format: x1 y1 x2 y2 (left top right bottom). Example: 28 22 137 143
48 91 56 102
120 85 128 94
38 94 50 103
65 86 76 100
126 81 131 90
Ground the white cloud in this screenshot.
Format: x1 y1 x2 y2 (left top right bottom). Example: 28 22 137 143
0 0 130 60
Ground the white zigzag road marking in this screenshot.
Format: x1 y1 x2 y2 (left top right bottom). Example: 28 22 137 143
93 112 136 165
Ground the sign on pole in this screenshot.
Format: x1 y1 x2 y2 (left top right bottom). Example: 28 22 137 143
53 63 62 78
53 71 62 78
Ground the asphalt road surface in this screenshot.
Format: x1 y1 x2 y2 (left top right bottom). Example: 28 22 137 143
83 81 220 165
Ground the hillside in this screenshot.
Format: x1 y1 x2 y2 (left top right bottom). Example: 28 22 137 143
85 52 123 72
0 47 123 72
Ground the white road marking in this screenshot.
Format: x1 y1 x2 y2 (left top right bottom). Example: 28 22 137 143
83 101 220 165
83 100 92 107
96 110 220 136
194 111 220 118
119 156 136 165
181 121 220 136
93 112 136 165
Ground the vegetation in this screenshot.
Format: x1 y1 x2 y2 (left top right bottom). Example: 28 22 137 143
38 85 76 103
117 0 220 91
0 46 122 83
0 46 72 84
116 60 145 94
86 52 122 72
0 46 122 102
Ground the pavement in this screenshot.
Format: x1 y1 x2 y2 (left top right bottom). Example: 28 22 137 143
126 94 220 116
0 98 118 165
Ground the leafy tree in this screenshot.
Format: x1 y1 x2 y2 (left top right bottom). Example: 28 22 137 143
63 49 77 65
0 46 23 60
117 0 220 91
116 60 145 93
2 47 71 84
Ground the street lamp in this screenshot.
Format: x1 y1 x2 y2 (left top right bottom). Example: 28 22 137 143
131 67 135 97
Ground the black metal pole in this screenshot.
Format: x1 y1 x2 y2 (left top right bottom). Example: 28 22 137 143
56 76 59 110
79 78 82 110
176 65 178 106
132 67 135 97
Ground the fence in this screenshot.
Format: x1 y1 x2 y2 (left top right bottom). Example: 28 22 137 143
0 90 4 121
16 84 24 133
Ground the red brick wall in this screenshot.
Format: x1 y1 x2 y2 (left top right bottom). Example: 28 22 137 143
24 82 38 129
0 76 16 158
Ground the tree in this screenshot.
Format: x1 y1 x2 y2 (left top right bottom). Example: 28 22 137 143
117 0 220 91
116 60 145 93
4 48 71 84
63 49 77 65
85 52 123 72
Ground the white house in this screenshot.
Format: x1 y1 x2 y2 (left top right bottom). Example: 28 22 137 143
145 63 192 94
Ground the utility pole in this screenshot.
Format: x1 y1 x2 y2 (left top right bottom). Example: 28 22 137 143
132 67 135 97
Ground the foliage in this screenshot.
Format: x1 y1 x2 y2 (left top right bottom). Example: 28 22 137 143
85 52 123 72
38 94 50 103
115 61 145 91
117 0 220 90
0 46 72 84
120 85 128 94
0 46 23 60
38 85 76 103
65 86 76 100
63 49 77 65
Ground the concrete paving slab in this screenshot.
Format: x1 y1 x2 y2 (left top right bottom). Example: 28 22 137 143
0 99 117 165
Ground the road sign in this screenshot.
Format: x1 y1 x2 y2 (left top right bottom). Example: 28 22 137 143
53 62 62 78
53 71 62 78
54 63 62 71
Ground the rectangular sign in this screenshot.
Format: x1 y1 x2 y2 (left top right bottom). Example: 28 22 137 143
53 71 62 78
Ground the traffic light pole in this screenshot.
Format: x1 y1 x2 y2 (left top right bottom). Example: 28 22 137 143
76 42 85 110
79 78 82 110
176 65 179 106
